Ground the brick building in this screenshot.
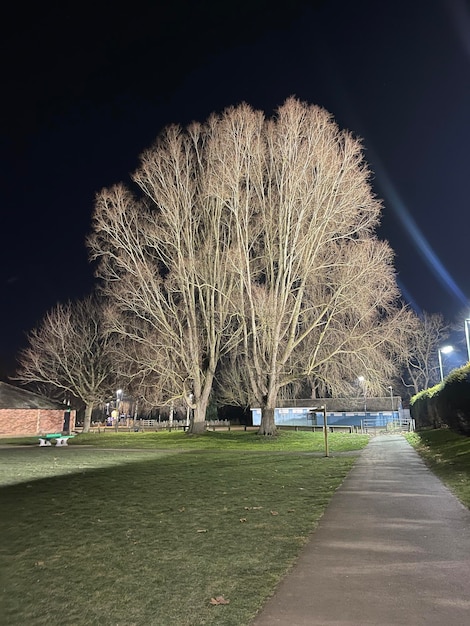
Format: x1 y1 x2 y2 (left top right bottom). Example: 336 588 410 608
0 381 75 437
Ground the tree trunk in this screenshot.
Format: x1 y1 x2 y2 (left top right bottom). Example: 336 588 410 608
258 405 277 436
83 403 93 433
189 401 207 434
188 372 213 434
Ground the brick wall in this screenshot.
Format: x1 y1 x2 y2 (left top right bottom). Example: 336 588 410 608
0 409 76 436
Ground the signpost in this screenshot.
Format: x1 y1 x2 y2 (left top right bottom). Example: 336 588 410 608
310 405 328 457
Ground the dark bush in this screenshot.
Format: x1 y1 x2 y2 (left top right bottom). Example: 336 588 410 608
436 364 470 436
410 384 442 429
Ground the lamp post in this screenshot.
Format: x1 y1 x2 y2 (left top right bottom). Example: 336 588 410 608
465 318 470 363
438 346 453 382
388 385 394 414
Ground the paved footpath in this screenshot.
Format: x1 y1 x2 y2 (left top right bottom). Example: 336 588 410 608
252 434 470 626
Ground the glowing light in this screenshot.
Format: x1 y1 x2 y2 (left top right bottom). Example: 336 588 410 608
465 318 470 362
377 166 467 305
359 143 469 309
438 345 454 381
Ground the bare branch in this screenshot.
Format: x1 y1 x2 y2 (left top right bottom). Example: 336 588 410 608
14 295 114 432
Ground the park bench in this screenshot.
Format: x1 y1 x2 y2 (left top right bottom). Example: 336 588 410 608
38 434 74 447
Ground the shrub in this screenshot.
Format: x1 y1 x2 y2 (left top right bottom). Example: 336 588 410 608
437 364 470 435
410 384 442 429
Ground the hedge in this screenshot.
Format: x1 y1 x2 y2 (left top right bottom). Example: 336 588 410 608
410 364 470 435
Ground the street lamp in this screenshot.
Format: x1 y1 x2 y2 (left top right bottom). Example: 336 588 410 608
438 346 453 382
465 318 470 363
388 385 394 414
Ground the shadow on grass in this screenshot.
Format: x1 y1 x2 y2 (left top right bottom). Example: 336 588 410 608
1 449 357 626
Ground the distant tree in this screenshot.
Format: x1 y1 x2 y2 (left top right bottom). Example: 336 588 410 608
102 308 180 417
15 295 113 433
402 311 449 395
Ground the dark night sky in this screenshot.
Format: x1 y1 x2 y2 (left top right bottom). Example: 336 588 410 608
1 0 470 378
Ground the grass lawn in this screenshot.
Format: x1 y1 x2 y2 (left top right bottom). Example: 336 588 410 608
1 428 369 452
404 429 470 509
0 431 369 626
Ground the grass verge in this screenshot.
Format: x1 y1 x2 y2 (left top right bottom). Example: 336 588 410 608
0 433 368 626
404 429 470 508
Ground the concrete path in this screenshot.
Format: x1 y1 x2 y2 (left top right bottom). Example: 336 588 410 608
252 434 470 626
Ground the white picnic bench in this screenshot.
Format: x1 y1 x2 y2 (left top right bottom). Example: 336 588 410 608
38 434 73 447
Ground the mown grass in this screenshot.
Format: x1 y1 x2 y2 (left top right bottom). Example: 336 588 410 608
0 447 176 486
404 429 470 508
1 429 370 453
0 432 369 626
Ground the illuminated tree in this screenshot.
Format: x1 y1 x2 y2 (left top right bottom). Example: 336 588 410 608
88 121 240 433
214 98 412 434
88 97 411 436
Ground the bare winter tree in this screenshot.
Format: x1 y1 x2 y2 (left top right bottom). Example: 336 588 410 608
402 311 449 395
89 97 411 436
88 120 241 433
15 295 113 432
213 98 413 434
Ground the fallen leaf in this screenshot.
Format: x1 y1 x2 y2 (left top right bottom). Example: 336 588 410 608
35 561 45 567
210 595 230 605
197 529 208 533
179 507 185 512
239 518 247 522
270 510 279 515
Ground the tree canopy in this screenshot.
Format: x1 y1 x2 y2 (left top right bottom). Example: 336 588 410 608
88 97 412 434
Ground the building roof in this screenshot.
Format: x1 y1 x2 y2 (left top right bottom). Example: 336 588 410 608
252 397 401 412
0 381 66 410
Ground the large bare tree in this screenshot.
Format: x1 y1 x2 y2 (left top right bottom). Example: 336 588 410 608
401 311 449 395
15 295 113 432
213 98 412 434
88 121 240 433
88 97 411 436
